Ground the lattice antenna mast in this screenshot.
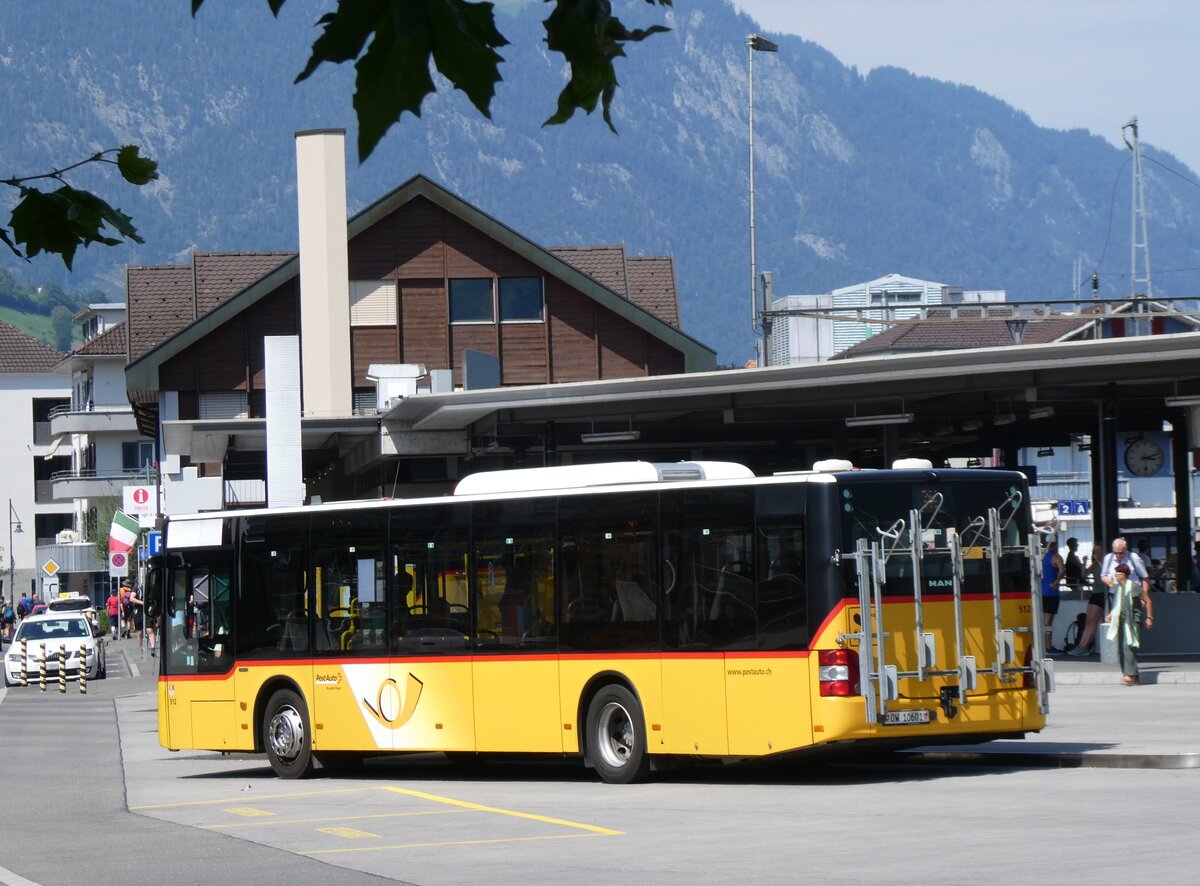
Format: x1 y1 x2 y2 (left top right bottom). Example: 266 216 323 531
1122 117 1153 298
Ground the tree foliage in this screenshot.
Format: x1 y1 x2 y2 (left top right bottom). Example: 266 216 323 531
192 0 673 161
1 147 159 271
5 1 671 271
50 305 75 352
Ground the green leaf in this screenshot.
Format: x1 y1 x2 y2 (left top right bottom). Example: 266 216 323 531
192 0 286 16
295 0 509 161
542 0 670 131
0 226 19 260
9 185 144 272
116 146 159 186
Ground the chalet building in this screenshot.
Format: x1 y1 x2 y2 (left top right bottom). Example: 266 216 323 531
125 130 715 507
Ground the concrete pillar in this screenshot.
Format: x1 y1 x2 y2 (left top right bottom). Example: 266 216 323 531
295 129 352 418
1171 409 1193 591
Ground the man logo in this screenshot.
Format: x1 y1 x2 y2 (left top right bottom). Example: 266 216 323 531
361 672 424 729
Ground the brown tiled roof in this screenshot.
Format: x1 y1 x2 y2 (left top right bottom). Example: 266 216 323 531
194 252 293 316
626 256 679 327
75 321 127 357
835 309 1090 359
126 253 293 361
550 245 629 294
549 245 680 326
0 321 65 371
127 265 194 362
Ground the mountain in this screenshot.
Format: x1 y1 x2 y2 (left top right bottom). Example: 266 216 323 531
3 0 1199 364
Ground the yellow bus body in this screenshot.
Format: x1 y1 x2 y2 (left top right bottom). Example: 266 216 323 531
159 594 1042 762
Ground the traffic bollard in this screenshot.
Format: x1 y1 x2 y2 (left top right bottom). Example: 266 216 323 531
79 646 88 695
20 637 28 687
58 643 66 694
39 649 47 691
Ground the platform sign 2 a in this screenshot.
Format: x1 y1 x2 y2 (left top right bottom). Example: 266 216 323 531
1056 500 1091 516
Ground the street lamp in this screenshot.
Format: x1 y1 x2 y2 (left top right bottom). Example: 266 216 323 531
747 33 778 368
8 498 22 601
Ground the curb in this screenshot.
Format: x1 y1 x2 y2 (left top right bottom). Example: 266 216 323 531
903 750 1200 770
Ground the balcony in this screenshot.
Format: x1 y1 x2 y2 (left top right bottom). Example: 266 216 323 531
48 403 138 437
50 468 146 500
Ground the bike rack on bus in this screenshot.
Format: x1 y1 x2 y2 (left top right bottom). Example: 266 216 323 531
845 490 1053 725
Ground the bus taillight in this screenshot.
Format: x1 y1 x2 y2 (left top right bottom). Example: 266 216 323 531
818 649 860 697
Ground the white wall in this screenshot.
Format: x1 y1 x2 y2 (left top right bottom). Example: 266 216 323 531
0 373 70 599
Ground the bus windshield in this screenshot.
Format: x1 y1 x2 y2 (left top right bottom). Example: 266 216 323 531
840 477 1030 597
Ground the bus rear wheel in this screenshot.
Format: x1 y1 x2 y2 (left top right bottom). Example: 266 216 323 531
585 685 651 784
264 688 314 779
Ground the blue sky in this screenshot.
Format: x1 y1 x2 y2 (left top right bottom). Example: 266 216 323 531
732 0 1200 175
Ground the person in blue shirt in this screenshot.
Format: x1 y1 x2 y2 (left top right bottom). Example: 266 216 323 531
1041 539 1064 653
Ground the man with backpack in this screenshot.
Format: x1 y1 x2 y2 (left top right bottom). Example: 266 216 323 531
15 592 30 620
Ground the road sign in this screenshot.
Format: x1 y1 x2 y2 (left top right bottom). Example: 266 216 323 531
148 531 163 556
42 558 61 576
108 551 129 578
123 485 158 528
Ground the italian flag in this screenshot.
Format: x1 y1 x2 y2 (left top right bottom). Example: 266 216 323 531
109 510 140 554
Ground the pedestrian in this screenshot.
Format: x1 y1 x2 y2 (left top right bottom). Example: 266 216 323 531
106 585 121 640
120 582 134 638
16 591 30 620
1041 538 1064 653
1105 562 1153 684
1 596 13 640
1073 536 1151 656
1063 537 1084 590
129 583 155 657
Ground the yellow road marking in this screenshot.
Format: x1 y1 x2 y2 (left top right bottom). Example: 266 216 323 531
130 786 376 811
201 809 464 830
381 786 623 836
317 826 380 839
301 832 606 856
222 807 275 818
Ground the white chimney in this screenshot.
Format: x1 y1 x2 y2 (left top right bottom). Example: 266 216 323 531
295 129 352 417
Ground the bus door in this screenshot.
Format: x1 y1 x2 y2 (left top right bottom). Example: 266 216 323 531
470 499 561 753
845 482 1052 727
161 537 237 752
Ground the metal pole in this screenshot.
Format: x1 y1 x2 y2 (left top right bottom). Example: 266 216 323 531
746 34 778 368
748 35 758 358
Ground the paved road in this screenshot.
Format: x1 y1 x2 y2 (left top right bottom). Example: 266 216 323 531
2 647 1197 886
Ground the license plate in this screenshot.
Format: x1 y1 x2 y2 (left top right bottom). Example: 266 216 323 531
881 709 931 726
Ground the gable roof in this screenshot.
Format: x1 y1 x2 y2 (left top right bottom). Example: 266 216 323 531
126 254 294 363
548 246 681 327
834 307 1089 359
127 174 713 391
0 321 65 372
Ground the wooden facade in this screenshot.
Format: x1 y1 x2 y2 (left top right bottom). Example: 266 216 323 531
159 195 687 419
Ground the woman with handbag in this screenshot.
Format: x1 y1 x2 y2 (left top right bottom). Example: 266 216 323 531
1104 562 1154 685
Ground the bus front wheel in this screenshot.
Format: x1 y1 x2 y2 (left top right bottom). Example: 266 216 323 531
585 685 651 784
264 688 314 779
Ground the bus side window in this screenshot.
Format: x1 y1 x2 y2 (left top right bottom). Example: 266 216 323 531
661 488 756 650
236 515 310 659
757 522 807 650
559 492 657 652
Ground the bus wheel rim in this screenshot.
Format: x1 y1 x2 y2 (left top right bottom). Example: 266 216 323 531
268 704 305 761
596 701 635 769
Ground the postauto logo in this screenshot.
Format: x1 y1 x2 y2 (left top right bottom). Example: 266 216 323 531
361 673 424 730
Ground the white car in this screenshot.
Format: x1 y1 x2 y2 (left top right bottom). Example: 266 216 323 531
3 612 106 687
45 595 100 626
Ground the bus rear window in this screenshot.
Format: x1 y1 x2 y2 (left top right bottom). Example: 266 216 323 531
839 479 1030 597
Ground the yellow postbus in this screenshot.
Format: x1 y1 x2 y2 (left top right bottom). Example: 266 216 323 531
150 459 1053 783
